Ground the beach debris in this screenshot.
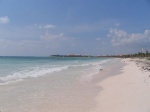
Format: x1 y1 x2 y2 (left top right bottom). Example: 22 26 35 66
99 69 103 71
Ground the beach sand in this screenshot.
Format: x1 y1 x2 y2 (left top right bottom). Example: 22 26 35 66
92 58 150 112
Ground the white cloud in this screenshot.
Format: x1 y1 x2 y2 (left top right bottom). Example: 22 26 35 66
108 28 150 46
43 24 55 29
34 24 55 29
41 31 64 41
0 16 9 24
114 23 120 27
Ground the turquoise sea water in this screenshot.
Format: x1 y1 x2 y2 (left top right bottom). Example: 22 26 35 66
0 56 108 84
0 56 111 112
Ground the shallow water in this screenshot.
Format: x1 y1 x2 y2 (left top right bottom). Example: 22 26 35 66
0 57 106 84
0 57 117 112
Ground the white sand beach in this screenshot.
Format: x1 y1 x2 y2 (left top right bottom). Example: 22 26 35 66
0 58 150 112
92 59 150 112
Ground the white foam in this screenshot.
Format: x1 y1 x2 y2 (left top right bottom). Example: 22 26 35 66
0 66 69 84
0 59 110 85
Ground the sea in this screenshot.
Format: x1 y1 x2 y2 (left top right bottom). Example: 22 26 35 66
0 56 111 112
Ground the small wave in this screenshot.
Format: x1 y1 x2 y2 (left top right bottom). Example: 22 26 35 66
70 59 109 68
0 66 68 84
0 59 110 85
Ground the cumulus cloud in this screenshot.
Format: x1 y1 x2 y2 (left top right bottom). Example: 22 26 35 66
0 16 9 24
108 28 150 46
34 24 55 29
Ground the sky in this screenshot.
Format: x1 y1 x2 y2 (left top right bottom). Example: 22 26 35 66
0 0 150 56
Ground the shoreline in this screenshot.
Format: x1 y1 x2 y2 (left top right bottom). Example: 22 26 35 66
92 58 150 112
0 58 149 112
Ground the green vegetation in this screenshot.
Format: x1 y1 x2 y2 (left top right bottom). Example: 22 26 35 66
122 51 150 58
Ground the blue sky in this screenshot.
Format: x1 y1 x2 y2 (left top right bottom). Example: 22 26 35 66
0 0 150 56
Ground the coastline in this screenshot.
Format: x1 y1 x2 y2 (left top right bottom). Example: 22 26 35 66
0 58 150 112
92 58 150 112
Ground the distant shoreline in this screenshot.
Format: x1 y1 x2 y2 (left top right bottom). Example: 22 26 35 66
50 54 150 58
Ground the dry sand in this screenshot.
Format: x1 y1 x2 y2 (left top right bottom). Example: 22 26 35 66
92 59 150 112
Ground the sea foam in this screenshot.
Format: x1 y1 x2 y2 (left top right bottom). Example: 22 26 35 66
0 58 109 85
0 66 68 84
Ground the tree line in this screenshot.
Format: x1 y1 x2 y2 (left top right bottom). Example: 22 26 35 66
122 51 150 58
